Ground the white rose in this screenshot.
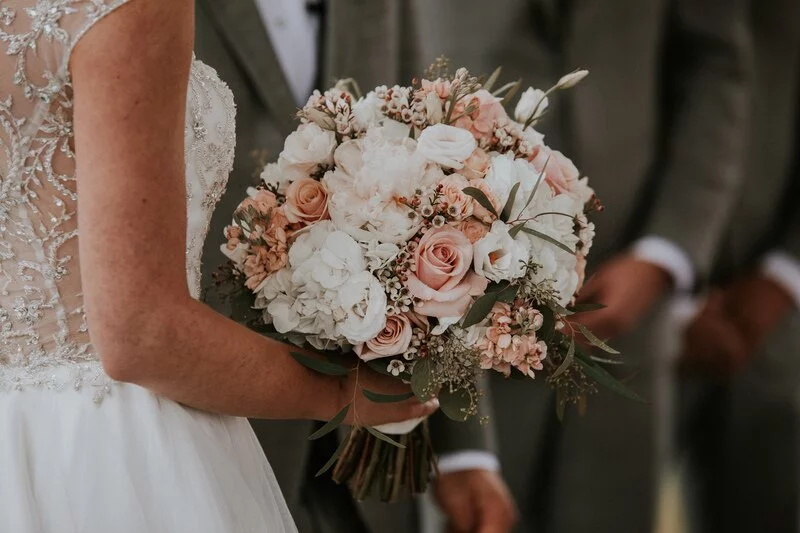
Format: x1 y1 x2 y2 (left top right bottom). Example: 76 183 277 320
353 92 383 130
416 123 477 169
473 221 530 282
336 272 388 343
515 87 549 123
280 123 337 172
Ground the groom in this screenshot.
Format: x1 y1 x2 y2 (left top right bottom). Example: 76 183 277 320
195 1 515 532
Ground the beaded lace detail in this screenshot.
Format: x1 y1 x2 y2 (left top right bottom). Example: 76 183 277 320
0 0 235 401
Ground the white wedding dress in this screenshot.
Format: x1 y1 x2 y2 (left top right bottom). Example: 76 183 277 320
0 1 297 531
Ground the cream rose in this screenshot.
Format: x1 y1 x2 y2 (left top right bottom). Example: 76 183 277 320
284 178 330 225
355 314 413 361
462 148 491 180
280 122 337 172
416 123 477 169
459 218 490 244
405 226 489 317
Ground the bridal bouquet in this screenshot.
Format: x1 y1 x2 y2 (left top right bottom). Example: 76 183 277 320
218 60 641 501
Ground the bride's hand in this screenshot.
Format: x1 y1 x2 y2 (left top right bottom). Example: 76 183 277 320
336 364 439 427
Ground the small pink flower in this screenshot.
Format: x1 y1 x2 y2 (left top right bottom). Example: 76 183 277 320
405 226 489 318
453 90 509 141
419 78 452 99
477 302 547 378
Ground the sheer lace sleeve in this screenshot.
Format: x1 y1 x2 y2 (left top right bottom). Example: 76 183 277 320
0 0 132 400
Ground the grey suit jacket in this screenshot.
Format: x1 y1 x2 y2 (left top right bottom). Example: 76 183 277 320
195 2 493 532
409 0 751 282
714 0 800 278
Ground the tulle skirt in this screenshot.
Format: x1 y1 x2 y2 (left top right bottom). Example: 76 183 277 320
0 382 297 533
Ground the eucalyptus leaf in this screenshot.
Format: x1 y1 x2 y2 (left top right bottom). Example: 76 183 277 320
575 323 620 354
568 302 607 314
499 78 523 106
519 226 575 255
411 357 434 401
290 352 350 376
590 355 625 365
508 223 526 238
315 429 351 477
366 427 406 448
366 359 393 377
483 66 503 92
308 404 350 440
521 157 549 213
551 338 575 379
500 182 521 222
461 284 518 328
577 358 646 403
362 390 415 403
463 187 498 218
439 387 471 422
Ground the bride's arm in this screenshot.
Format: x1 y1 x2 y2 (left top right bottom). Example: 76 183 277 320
71 0 435 424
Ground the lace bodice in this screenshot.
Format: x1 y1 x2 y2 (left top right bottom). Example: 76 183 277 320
0 0 235 401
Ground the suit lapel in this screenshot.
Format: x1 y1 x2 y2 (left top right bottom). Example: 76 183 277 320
198 0 297 135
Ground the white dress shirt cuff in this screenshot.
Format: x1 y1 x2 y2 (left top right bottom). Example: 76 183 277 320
761 250 800 310
631 236 695 293
437 451 500 474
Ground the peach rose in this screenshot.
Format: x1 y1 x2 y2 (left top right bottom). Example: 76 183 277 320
454 90 508 141
284 178 330 225
531 147 580 197
406 226 489 317
458 217 490 244
354 313 413 361
462 148 491 180
438 174 473 220
467 178 502 224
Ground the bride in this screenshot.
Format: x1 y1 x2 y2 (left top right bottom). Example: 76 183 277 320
0 0 439 531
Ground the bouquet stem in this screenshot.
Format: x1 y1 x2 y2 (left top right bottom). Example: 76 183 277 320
331 421 436 502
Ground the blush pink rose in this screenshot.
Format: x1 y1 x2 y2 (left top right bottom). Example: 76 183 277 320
284 178 330 225
462 148 491 180
458 218 490 244
354 313 413 361
531 147 580 196
406 226 489 317
438 174 473 220
454 90 508 141
467 178 502 224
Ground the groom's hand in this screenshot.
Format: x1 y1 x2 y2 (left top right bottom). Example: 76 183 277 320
434 469 517 533
575 255 671 340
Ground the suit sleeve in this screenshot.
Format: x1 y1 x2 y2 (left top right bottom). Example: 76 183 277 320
428 373 497 456
641 0 752 282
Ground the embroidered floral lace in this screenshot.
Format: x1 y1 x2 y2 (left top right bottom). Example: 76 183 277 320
0 0 234 401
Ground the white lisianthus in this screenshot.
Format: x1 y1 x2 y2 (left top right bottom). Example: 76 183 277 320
352 91 383 130
515 87 549 123
416 123 477 169
424 91 444 124
483 153 540 220
280 122 337 173
473 221 530 282
556 69 589 89
335 271 388 343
